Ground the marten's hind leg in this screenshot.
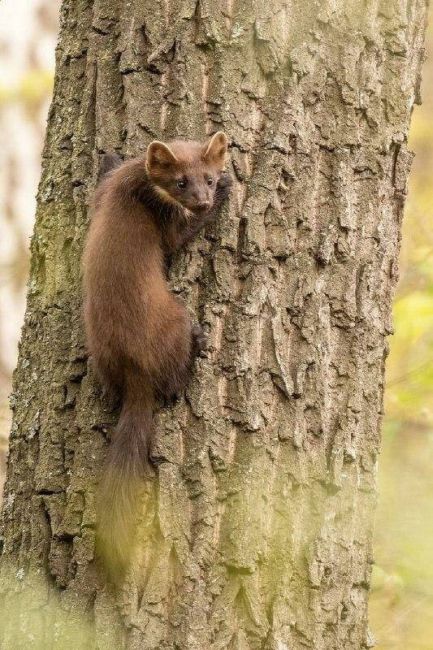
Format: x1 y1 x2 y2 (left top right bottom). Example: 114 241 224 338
152 317 205 403
173 323 208 398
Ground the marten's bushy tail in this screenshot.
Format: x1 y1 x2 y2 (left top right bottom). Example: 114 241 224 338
96 386 154 583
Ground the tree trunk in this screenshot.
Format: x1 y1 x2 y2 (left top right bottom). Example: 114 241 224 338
0 1 428 648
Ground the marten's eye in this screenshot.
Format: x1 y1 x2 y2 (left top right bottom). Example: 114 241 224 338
177 178 187 189
206 177 214 186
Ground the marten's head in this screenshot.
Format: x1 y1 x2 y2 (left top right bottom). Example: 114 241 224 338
145 132 228 215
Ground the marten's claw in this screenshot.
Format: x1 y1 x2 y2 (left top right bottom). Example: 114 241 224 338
166 392 181 407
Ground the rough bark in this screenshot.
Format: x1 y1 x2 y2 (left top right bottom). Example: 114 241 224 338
0 1 428 649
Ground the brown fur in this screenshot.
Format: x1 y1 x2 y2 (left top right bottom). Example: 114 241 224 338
82 133 231 581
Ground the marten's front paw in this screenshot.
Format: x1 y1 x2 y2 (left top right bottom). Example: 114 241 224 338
217 171 233 192
191 323 208 357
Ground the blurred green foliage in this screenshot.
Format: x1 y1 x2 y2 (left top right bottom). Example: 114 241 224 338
369 15 433 649
0 70 53 106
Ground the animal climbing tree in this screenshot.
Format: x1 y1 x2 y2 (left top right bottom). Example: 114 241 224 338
0 1 428 649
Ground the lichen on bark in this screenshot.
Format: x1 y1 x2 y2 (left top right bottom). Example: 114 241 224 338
0 1 429 649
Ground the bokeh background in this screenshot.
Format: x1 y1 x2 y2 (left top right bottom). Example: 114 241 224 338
0 2 432 648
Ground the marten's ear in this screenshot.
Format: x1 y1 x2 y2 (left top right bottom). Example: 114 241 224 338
203 132 228 169
146 141 178 172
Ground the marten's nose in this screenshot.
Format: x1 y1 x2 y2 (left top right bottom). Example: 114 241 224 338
196 201 211 212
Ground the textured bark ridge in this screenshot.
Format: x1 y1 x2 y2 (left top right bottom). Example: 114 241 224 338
0 1 428 649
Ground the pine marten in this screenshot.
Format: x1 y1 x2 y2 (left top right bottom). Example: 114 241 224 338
82 132 231 580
